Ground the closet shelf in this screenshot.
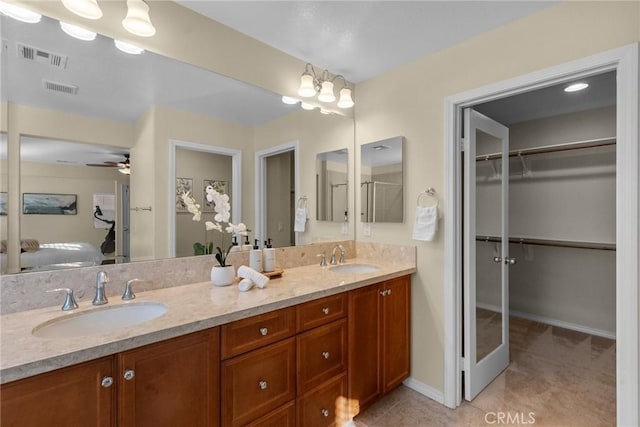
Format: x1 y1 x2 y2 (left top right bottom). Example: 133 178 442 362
476 137 616 162
476 235 616 251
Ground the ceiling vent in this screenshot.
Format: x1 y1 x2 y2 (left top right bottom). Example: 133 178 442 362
17 42 68 69
42 79 79 95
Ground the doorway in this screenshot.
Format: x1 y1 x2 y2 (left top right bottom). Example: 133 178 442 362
443 44 638 425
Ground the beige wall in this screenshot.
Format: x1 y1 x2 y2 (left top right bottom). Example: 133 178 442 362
354 1 639 392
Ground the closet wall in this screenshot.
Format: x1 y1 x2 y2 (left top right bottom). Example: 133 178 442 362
476 105 616 337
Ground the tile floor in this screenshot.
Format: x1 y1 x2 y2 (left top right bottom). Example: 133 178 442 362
355 315 616 426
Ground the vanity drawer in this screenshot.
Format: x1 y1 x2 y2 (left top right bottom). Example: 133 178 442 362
221 306 296 359
296 293 348 332
221 338 296 426
297 319 348 394
297 373 347 427
246 401 296 427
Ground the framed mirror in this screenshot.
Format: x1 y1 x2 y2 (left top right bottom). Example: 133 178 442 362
316 148 349 223
360 136 404 223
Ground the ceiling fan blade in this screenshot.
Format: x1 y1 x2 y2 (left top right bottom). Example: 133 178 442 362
86 162 118 167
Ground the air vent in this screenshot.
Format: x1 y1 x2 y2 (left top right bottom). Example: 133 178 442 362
42 79 79 95
17 42 68 69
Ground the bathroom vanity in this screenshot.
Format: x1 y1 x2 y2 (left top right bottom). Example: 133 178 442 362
0 256 414 426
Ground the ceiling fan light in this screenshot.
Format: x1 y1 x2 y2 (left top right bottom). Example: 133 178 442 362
114 39 144 55
337 87 354 109
298 73 316 98
61 0 103 20
281 96 299 105
0 1 41 23
300 102 316 111
118 167 131 175
60 21 97 41
122 0 156 37
318 81 336 103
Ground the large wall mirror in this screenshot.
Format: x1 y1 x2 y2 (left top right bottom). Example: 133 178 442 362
1 10 355 273
316 148 349 223
360 136 404 223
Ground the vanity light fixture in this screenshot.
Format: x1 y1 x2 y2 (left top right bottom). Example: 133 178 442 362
564 82 589 92
0 1 41 23
114 39 144 55
60 21 97 41
61 0 102 20
122 0 156 37
296 63 354 109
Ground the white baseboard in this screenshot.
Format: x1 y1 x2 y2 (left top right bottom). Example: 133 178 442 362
403 377 445 405
476 302 616 340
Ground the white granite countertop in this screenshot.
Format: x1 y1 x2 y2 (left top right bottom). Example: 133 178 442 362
0 258 415 384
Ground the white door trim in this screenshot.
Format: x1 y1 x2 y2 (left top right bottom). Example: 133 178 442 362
443 43 639 426
254 141 300 246
168 139 242 258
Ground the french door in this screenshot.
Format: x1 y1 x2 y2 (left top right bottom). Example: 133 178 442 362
463 109 511 400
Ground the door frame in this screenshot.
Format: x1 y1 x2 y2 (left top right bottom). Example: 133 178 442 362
254 140 300 246
443 43 639 425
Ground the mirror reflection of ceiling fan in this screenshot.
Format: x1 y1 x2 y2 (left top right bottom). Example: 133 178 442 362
87 154 131 175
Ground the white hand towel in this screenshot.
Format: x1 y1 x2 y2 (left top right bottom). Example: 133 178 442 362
238 278 255 292
237 265 270 288
294 207 307 232
412 206 438 241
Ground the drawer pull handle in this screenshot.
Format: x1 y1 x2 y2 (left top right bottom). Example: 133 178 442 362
259 380 268 390
321 408 330 417
123 369 135 381
101 376 114 388
322 307 330 315
259 327 268 336
322 351 330 359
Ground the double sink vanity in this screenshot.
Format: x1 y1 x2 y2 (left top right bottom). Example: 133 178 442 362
0 241 415 426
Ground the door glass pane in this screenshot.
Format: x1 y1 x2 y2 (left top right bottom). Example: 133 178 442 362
475 129 503 362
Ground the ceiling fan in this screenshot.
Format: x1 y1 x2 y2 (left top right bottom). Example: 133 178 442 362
87 154 130 175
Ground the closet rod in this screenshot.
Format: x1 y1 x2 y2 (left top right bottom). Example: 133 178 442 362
476 235 616 251
476 137 616 161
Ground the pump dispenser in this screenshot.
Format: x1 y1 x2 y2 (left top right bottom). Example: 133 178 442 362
263 238 275 272
250 239 263 272
229 235 240 253
242 235 252 251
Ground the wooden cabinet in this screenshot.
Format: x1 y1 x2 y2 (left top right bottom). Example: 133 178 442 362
296 293 347 332
297 373 347 427
0 357 115 427
118 328 220 426
348 275 411 412
246 401 296 427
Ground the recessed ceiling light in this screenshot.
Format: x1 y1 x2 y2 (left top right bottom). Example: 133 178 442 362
60 21 97 41
564 82 589 93
0 1 41 23
114 40 144 55
281 96 298 105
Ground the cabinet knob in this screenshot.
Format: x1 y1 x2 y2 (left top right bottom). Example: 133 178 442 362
322 307 330 315
387 289 392 296
493 256 502 263
379 290 386 296
505 257 517 265
123 369 135 381
258 380 268 390
322 351 330 359
321 408 330 417
101 376 114 388
259 327 268 336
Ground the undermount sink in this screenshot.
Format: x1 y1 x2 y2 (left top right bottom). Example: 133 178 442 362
329 263 380 274
32 302 168 339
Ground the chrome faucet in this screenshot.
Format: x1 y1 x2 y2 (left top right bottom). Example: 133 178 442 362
93 271 109 305
330 245 346 265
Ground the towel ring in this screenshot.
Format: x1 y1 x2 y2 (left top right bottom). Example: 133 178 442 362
297 196 308 209
417 188 438 208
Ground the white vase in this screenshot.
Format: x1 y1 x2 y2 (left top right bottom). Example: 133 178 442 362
211 265 235 287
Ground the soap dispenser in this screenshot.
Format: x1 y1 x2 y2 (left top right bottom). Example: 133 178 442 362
229 235 240 253
263 238 275 272
250 239 263 272
242 235 252 251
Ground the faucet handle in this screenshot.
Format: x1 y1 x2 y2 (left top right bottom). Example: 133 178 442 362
317 253 327 267
338 245 346 264
47 288 78 311
122 279 142 301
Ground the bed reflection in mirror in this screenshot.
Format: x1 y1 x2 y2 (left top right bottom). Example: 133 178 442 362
360 137 404 223
316 148 349 223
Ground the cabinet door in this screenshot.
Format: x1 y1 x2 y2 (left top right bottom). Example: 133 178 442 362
297 373 347 427
1 356 115 427
118 328 220 427
347 284 381 412
381 276 411 393
246 401 296 427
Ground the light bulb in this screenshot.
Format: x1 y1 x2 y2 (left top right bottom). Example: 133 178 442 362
281 96 299 105
61 0 103 20
0 1 41 23
318 81 336 103
300 102 316 111
60 21 97 41
298 73 316 98
337 88 354 108
564 82 589 92
122 0 156 37
114 40 144 55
